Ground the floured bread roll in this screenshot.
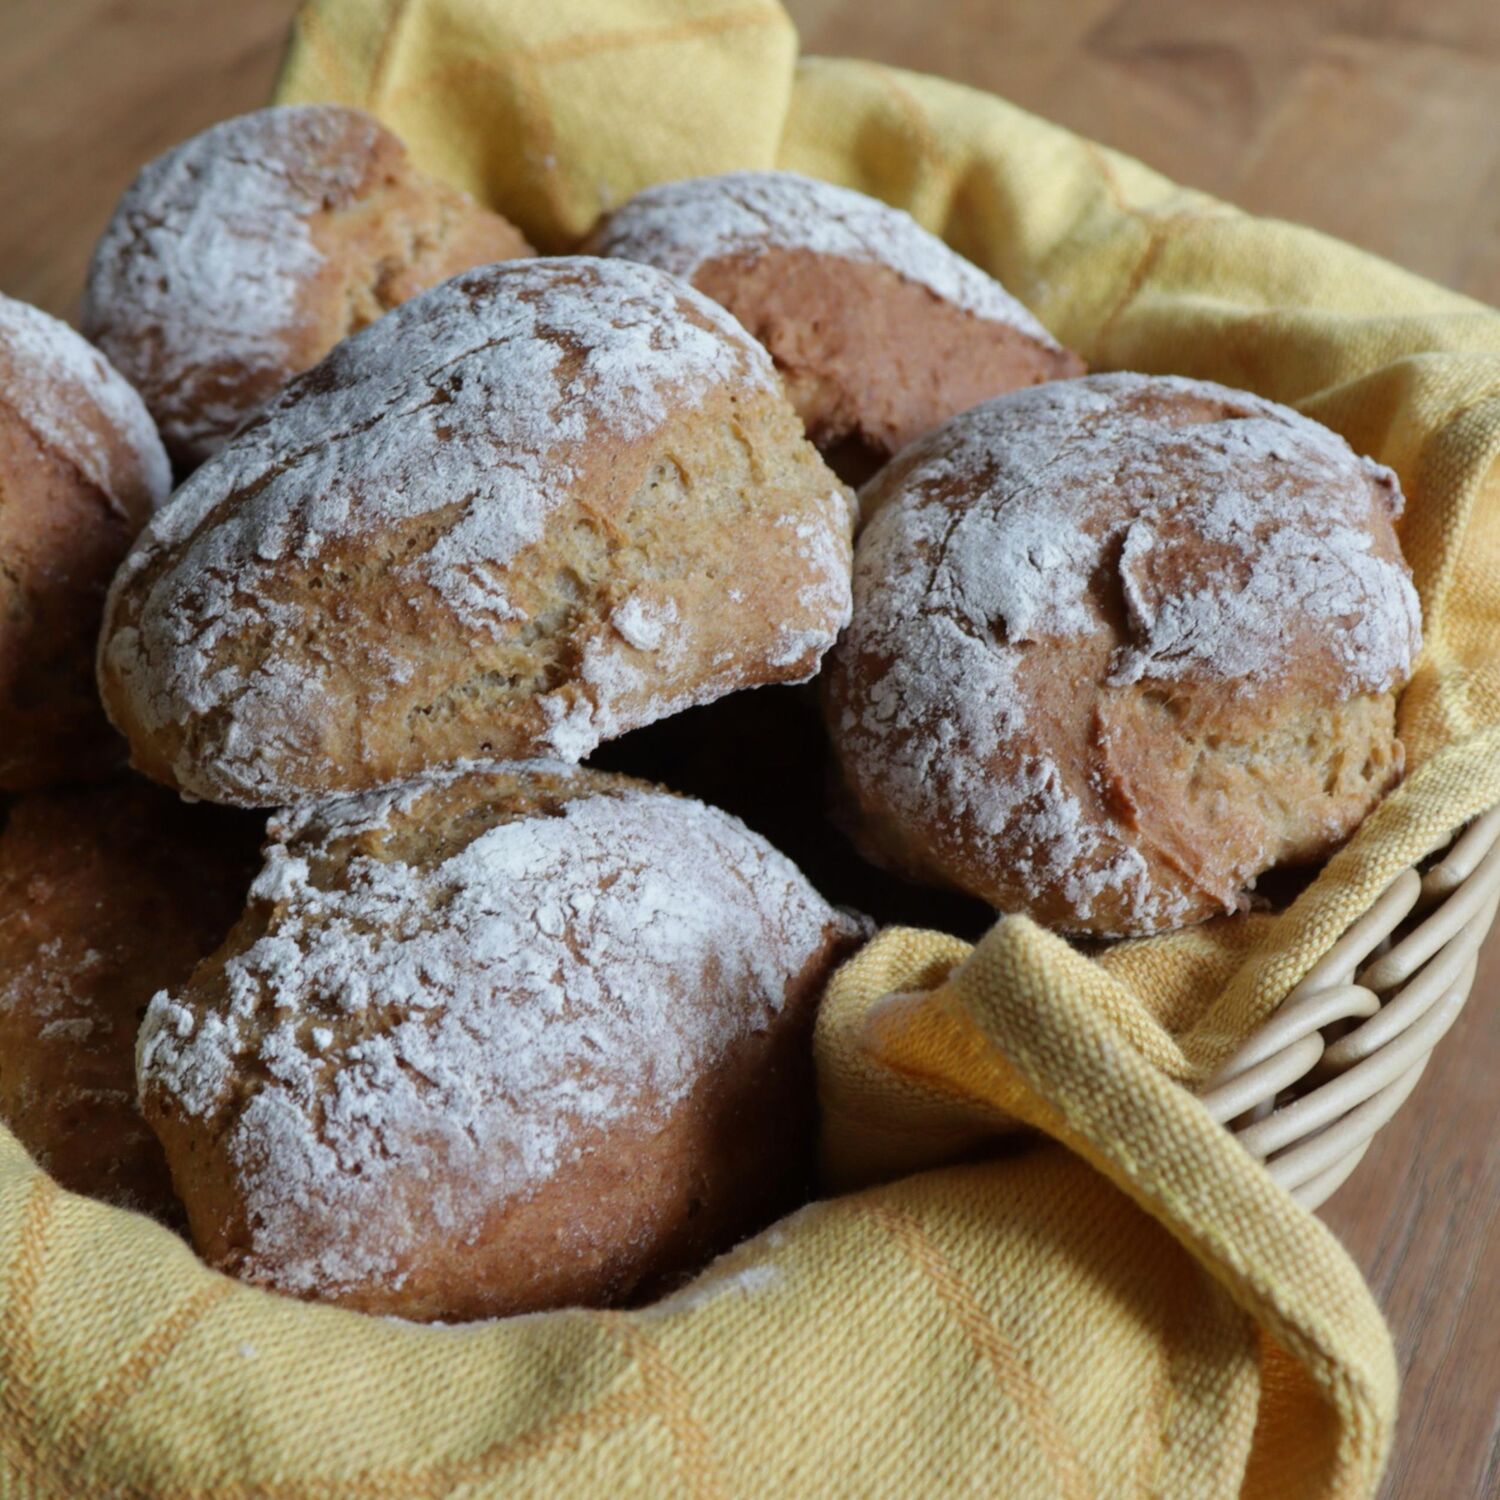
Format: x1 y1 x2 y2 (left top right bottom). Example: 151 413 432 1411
824 374 1423 937
0 780 258 1217
137 762 868 1320
0 294 171 791
586 171 1083 465
98 257 854 808
82 105 532 469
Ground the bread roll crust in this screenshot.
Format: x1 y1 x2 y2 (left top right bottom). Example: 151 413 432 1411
587 171 1084 458
824 373 1423 936
137 763 867 1320
0 294 171 790
82 104 532 469
0 780 256 1216
98 257 853 807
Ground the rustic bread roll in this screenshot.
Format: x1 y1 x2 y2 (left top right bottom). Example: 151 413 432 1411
824 374 1423 937
137 762 867 1320
99 257 854 808
0 294 171 791
585 171 1084 465
0 780 258 1217
82 104 532 470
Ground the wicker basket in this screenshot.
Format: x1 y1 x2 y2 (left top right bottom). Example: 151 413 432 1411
1204 804 1500 1208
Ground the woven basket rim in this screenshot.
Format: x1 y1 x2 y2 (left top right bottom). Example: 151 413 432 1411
1208 804 1500 1208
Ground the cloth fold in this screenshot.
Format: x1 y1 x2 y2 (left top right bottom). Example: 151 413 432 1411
5 1 1499 1494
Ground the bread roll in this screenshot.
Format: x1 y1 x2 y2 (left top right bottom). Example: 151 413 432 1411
586 171 1083 466
0 294 171 790
824 374 1423 936
0 780 257 1216
137 762 867 1320
98 257 853 808
82 105 532 470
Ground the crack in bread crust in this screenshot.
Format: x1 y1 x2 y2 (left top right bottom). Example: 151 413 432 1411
138 762 867 1320
824 372 1421 936
97 258 854 806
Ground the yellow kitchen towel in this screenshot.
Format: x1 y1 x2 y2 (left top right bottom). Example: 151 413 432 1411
272 0 799 250
6 0 1500 1494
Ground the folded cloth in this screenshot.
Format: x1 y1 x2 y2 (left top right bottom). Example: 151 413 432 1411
7 1 1500 1494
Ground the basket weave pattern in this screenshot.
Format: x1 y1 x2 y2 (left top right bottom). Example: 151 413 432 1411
1207 806 1500 1208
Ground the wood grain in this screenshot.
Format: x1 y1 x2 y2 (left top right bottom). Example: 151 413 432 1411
790 0 1500 309
0 2 1495 1495
0 0 295 320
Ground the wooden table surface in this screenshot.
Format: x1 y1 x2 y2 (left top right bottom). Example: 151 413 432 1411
2 2 1496 1494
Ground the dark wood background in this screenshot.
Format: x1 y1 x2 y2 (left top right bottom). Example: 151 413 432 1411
1 3 1495 1494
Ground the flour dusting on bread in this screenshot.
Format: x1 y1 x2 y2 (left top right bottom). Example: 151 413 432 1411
0 293 171 511
590 171 1061 342
138 763 864 1297
828 372 1421 934
98 257 852 804
82 107 371 454
882 375 1420 692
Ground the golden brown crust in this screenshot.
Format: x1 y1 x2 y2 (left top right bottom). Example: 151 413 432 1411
152 928 837 1321
97 258 854 807
0 779 259 1217
692 249 1084 457
82 105 532 471
585 171 1084 461
138 763 867 1319
0 409 136 787
0 296 171 791
824 374 1422 936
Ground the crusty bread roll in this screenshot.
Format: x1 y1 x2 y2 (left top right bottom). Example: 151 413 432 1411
0 294 171 791
82 105 532 470
0 780 258 1217
585 171 1084 466
137 762 867 1320
824 374 1423 936
98 257 854 808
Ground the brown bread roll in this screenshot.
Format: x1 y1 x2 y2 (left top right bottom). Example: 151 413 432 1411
0 294 171 791
823 373 1423 936
137 762 868 1320
82 104 532 471
586 171 1084 469
0 779 259 1217
98 257 854 808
